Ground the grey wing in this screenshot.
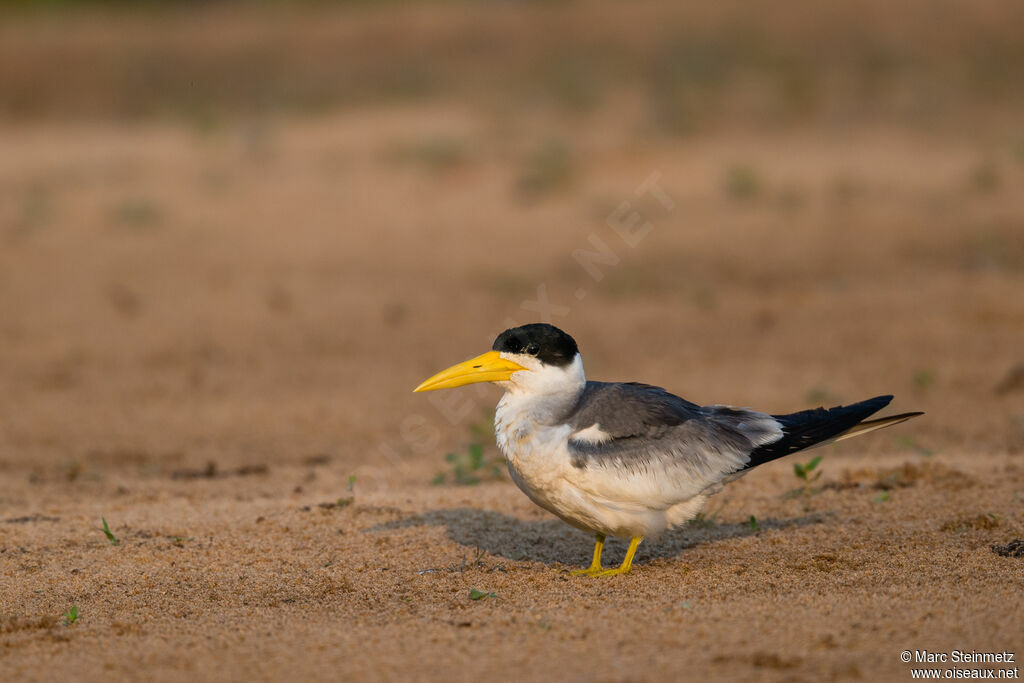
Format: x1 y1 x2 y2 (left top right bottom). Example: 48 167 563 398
564 382 783 507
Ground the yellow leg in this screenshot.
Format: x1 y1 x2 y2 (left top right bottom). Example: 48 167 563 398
593 536 643 577
569 534 605 576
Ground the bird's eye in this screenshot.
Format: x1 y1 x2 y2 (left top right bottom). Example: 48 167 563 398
525 343 540 355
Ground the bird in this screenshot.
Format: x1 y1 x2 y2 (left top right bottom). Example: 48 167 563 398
414 323 922 577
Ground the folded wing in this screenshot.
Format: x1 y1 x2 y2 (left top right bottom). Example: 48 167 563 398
564 383 904 508
564 382 782 506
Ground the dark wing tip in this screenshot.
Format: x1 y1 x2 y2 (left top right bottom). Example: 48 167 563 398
747 394 901 469
857 394 893 409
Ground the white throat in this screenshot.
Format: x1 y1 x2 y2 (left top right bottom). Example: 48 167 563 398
495 353 586 427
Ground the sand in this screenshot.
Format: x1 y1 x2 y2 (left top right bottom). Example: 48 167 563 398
2 3 1024 681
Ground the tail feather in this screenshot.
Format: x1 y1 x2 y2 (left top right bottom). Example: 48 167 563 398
830 412 924 444
745 395 922 469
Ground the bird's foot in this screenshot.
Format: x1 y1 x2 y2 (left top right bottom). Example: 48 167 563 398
591 565 633 577
569 565 605 577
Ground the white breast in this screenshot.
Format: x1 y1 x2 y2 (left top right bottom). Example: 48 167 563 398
495 395 574 514
494 395 692 538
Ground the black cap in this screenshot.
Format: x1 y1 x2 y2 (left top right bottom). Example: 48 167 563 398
492 323 579 367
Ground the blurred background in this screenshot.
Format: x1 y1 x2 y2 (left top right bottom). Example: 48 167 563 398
1 0 1023 484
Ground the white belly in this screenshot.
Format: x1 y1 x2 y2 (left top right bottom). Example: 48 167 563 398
495 401 707 538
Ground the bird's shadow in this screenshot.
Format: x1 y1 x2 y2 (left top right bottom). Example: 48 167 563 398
363 507 829 566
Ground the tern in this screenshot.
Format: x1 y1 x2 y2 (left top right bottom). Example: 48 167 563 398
414 323 921 577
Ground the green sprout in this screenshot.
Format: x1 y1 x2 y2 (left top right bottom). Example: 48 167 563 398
516 138 574 202
724 165 760 202
687 499 729 528
64 605 78 625
786 456 824 505
432 443 504 486
99 517 120 546
335 475 356 507
805 385 842 406
469 589 497 601
793 456 823 483
388 136 469 174
748 515 760 531
912 369 935 393
893 435 934 457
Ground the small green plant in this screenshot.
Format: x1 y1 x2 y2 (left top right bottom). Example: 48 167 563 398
542 56 602 113
16 184 51 235
167 536 196 547
99 517 120 546
389 136 469 173
688 512 713 527
805 385 841 406
793 456 823 484
468 413 495 444
432 443 504 486
1012 139 1024 165
724 165 760 202
688 499 728 528
893 435 934 457
112 198 162 229
63 605 78 625
453 547 489 573
912 369 935 393
941 513 1000 534
532 617 552 631
832 175 862 205
786 456 824 504
873 491 891 503
469 589 497 601
516 138 574 202
335 475 356 507
748 515 760 531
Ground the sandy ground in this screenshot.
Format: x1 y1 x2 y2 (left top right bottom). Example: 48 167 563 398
2 3 1024 680
1 106 1021 682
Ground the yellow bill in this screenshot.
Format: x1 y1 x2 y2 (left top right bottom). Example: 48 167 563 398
414 350 527 392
